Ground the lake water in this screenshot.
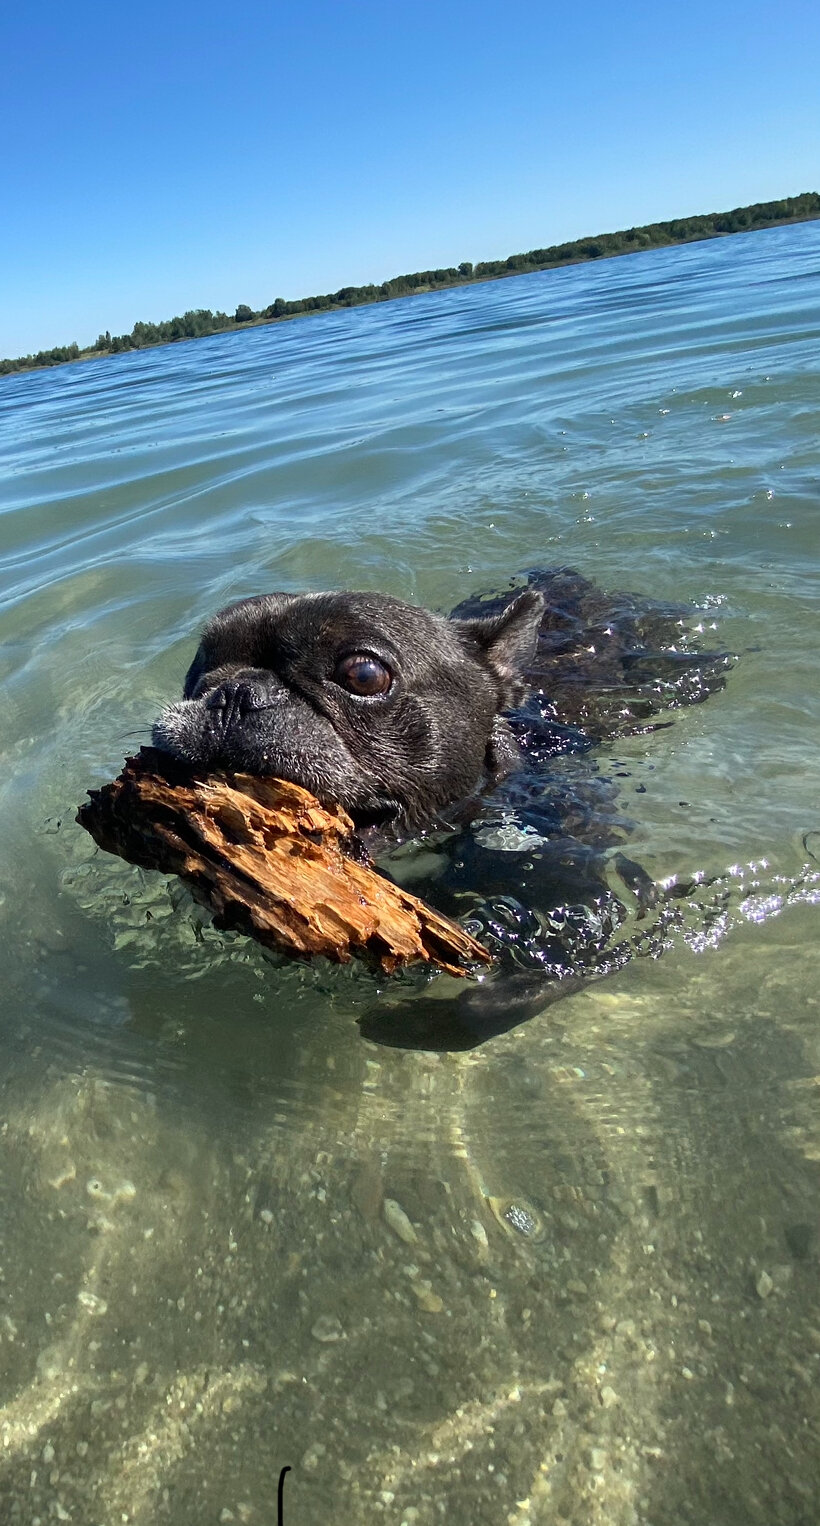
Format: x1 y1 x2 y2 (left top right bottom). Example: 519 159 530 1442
1 222 819 1524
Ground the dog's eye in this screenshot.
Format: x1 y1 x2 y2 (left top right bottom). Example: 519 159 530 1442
334 654 393 697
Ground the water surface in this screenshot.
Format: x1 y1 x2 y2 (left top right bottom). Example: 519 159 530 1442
1 223 819 1524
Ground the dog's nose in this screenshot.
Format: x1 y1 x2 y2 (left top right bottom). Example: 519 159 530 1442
205 679 271 727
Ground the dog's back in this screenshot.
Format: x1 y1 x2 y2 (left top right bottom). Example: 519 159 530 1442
363 568 731 1048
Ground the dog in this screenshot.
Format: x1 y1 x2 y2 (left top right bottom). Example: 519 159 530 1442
153 571 729 1048
151 587 546 830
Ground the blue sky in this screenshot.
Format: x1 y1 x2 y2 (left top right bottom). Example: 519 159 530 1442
2 0 818 356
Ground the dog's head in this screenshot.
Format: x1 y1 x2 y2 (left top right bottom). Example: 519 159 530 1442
152 588 544 828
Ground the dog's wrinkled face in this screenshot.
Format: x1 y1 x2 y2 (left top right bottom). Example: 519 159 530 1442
152 588 544 828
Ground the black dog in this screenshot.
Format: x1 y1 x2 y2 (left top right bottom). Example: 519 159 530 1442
153 570 729 1048
152 587 545 830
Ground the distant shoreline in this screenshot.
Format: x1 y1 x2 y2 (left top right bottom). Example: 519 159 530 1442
3 192 818 380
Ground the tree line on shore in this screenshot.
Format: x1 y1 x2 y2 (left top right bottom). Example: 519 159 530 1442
3 192 818 378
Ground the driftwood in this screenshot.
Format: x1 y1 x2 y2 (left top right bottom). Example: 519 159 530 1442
76 748 492 978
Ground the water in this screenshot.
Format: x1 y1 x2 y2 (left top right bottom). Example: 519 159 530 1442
1 223 819 1523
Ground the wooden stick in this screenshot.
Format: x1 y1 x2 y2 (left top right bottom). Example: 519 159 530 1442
76 748 492 978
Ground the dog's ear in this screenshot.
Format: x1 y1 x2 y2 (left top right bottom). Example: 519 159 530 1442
453 589 544 706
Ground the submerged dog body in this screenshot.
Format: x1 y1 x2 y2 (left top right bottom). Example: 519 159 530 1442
153 571 729 1047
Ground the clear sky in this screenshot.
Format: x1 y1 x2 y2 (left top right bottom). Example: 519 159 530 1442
2 0 818 356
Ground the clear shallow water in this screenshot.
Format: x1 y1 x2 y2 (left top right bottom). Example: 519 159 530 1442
1 223 819 1523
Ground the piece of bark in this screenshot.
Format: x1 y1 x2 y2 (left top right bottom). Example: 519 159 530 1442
76 747 492 977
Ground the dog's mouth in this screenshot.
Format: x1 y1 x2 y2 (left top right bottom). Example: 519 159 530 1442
222 745 403 832
151 695 404 829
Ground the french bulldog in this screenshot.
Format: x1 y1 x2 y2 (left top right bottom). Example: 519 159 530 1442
152 571 729 1048
152 587 546 831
